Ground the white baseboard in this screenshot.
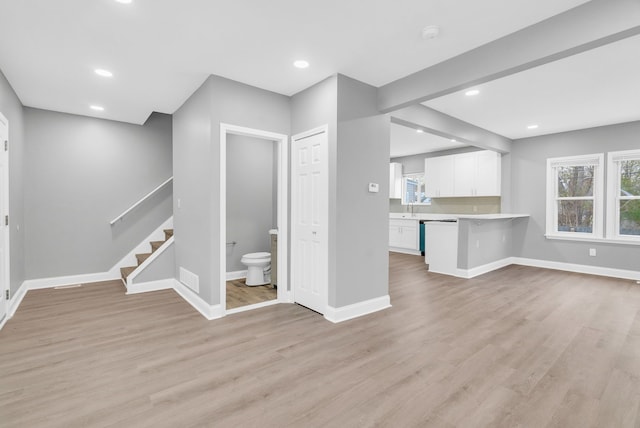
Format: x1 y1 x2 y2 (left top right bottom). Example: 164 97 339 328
126 237 174 288
9 283 28 318
22 271 120 290
226 299 279 315
226 270 248 281
172 280 223 320
324 295 391 323
457 257 514 279
389 248 421 256
112 216 173 274
0 282 29 330
512 257 640 281
126 278 175 295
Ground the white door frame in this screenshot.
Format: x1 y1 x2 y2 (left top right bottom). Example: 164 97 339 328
0 112 10 325
219 123 290 315
290 125 329 312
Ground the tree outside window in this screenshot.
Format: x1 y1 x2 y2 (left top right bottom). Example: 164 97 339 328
546 154 604 239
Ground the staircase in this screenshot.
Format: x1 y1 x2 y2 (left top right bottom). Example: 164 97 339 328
121 228 173 282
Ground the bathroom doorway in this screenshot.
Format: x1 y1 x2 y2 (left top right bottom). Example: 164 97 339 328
219 124 289 315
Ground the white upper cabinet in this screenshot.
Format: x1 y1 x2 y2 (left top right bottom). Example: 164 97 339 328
389 162 402 199
425 150 501 198
425 155 454 197
473 150 501 196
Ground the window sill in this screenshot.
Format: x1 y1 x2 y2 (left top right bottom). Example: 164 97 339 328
545 234 640 246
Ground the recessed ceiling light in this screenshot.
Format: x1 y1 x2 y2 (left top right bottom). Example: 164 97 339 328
527 124 539 130
465 89 480 96
293 60 309 69
416 129 424 134
90 105 105 111
94 69 113 78
450 139 457 142
421 26 440 40
114 0 132 4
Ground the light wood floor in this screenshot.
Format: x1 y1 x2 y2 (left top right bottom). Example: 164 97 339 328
226 278 277 310
2 253 640 427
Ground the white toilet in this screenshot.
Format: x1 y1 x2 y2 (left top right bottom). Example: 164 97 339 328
241 252 271 286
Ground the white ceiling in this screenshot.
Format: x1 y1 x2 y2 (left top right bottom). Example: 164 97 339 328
390 124 466 158
423 34 640 140
0 0 590 124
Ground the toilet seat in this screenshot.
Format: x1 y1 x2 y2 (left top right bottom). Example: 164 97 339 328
241 252 271 286
241 252 271 260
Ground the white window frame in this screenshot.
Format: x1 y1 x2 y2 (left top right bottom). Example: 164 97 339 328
401 173 431 206
546 153 604 240
606 149 640 242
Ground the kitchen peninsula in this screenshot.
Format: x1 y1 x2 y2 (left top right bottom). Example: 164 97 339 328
389 213 529 278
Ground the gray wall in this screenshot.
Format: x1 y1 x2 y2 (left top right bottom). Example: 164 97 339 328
390 149 501 215
226 134 276 272
457 218 515 270
510 121 640 270
132 244 175 284
173 75 290 305
0 70 25 295
291 76 339 304
335 75 390 307
290 74 391 308
24 108 173 279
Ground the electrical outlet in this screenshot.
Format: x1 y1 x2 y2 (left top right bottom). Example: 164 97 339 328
473 205 478 213
589 248 596 257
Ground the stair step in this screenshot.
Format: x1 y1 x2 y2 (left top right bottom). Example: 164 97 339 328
164 229 173 240
136 253 152 265
150 240 165 252
120 266 137 280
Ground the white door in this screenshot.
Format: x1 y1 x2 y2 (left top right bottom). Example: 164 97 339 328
291 127 328 314
0 113 8 324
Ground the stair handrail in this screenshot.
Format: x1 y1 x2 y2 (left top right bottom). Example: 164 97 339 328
110 176 173 225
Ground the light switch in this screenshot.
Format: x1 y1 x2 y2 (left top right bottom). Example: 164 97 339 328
368 183 379 193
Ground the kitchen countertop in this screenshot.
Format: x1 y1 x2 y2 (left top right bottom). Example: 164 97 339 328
389 213 529 221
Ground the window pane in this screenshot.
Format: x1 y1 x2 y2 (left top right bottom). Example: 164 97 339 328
620 199 640 235
620 160 640 197
557 200 593 233
557 166 594 197
404 178 418 203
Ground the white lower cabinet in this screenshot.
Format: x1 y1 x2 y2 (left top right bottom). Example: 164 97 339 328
389 219 419 254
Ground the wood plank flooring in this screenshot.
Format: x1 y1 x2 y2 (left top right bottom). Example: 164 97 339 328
1 253 640 427
226 278 277 309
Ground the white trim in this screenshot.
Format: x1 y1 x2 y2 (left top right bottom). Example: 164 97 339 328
113 217 173 274
226 299 279 315
512 257 640 281
126 278 174 295
389 248 421 256
290 125 329 312
458 257 514 279
546 153 604 239
110 177 173 225
545 235 640 246
0 111 9 327
19 217 173 291
324 295 392 323
22 271 120 290
226 270 248 281
126 236 174 288
606 149 640 242
173 279 223 320
9 283 26 318
0 282 28 330
220 123 289 317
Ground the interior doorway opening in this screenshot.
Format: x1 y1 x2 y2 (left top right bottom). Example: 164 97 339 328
219 124 289 315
